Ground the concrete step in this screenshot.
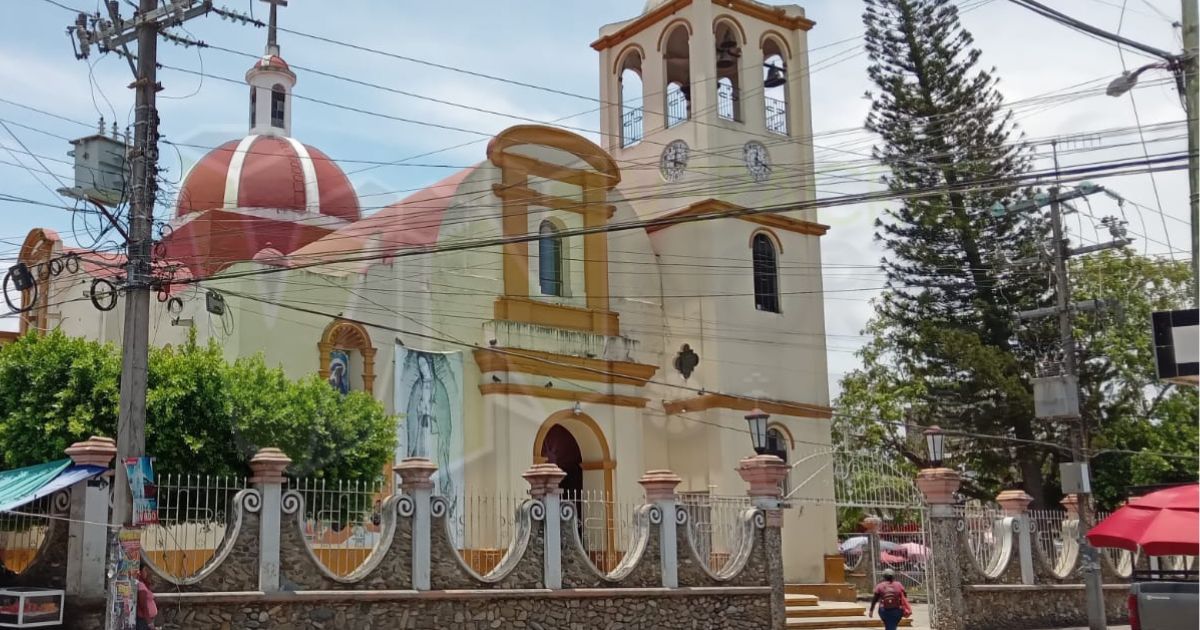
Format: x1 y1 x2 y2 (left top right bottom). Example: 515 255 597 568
785 582 860 602
787 603 867 618
785 616 913 629
785 594 820 607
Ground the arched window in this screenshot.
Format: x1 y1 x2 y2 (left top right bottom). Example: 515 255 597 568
249 87 257 128
752 233 779 312
619 51 643 147
539 220 563 296
270 84 286 128
663 25 691 127
762 37 789 135
714 21 742 122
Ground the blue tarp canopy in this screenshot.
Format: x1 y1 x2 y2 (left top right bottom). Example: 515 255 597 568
0 458 107 513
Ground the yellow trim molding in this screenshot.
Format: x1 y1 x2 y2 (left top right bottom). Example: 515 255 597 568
473 347 658 387
592 0 814 52
493 297 621 336
662 393 832 419
646 198 829 236
478 383 648 409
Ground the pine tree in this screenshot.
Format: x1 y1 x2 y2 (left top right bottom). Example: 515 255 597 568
854 0 1055 503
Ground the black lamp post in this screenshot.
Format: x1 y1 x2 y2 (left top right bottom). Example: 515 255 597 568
924 425 946 467
745 408 769 455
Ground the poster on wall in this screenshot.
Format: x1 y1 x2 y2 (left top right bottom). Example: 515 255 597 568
328 349 351 395
104 527 141 630
124 457 158 526
394 344 465 542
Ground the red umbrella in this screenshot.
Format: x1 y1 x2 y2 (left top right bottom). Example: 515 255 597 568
1086 484 1199 556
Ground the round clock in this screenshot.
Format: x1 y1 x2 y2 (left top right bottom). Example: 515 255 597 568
660 139 689 182
743 141 771 182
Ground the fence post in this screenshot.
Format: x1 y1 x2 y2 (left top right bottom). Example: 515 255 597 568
523 463 567 589
916 467 964 630
63 436 117 600
737 455 789 630
396 458 436 590
639 470 682 588
861 514 883 587
249 447 291 592
997 489 1035 585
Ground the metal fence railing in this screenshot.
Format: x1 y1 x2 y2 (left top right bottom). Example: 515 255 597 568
666 87 688 128
288 477 387 578
568 489 639 574
961 505 1007 576
455 493 525 575
0 496 55 575
141 474 246 580
717 82 739 121
765 96 787 135
621 107 643 147
680 493 753 574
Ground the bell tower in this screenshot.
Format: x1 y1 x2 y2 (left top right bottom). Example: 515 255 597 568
592 7 834 556
594 0 817 219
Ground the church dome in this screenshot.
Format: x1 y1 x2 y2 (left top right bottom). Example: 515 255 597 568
174 135 360 222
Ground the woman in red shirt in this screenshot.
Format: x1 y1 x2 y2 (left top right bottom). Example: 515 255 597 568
867 568 910 630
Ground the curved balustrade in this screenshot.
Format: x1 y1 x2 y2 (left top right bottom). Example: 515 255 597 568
140 475 249 582
285 478 388 579
962 506 1014 579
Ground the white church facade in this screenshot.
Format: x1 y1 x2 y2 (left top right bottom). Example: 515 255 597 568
15 0 838 584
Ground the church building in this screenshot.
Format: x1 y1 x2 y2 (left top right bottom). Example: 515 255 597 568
15 0 838 584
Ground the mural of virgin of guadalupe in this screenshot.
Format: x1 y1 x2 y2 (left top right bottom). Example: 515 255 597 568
402 352 458 516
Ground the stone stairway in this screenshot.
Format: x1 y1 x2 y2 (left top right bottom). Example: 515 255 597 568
785 593 914 629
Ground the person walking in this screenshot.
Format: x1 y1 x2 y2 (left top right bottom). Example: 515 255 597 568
867 568 911 630
135 561 158 630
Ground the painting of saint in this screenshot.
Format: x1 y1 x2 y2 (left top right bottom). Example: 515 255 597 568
394 345 464 541
328 349 351 395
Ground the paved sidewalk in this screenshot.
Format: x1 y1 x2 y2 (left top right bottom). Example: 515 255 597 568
898 604 1130 630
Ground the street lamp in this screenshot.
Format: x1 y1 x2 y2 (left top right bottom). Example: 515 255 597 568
1105 62 1170 97
745 408 769 455
924 425 946 467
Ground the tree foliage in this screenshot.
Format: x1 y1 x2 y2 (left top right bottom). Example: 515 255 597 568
841 0 1196 508
0 330 394 482
849 0 1054 503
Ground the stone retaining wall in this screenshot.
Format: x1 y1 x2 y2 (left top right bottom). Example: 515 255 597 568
961 584 1129 630
132 587 770 629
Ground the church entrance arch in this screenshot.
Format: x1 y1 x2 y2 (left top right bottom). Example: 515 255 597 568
532 409 619 570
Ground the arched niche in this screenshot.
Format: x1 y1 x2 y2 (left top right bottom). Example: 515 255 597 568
317 319 377 395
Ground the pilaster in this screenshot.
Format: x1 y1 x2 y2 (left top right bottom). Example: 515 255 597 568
639 469 682 588
249 447 291 592
916 467 964 630
737 454 788 630
64 436 117 600
523 462 567 589
396 457 437 590
997 489 1035 585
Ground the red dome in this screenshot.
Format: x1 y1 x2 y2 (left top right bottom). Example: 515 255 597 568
175 135 359 222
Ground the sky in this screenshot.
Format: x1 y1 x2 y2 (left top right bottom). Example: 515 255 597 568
0 0 1191 397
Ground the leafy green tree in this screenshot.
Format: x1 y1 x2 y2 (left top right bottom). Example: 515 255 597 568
0 330 394 483
1071 251 1197 509
851 0 1054 503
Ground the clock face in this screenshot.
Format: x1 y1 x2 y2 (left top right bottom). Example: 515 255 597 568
660 140 689 182
744 141 771 182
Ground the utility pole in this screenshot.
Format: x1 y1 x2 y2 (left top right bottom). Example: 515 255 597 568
67 3 257 627
1046 189 1106 630
1008 182 1132 630
1182 0 1198 304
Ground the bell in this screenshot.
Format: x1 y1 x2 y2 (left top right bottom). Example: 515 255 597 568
716 48 736 69
763 65 786 88
715 35 739 69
